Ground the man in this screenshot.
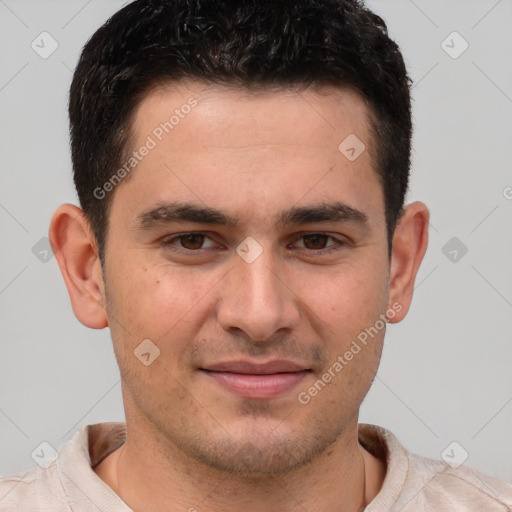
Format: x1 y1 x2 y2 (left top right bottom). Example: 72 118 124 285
1 0 511 510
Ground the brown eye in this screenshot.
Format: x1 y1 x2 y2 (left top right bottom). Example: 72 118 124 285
302 234 329 249
161 233 217 253
179 233 205 250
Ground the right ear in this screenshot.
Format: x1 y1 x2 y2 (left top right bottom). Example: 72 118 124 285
49 204 108 329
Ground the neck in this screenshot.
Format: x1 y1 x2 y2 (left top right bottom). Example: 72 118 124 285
95 417 385 512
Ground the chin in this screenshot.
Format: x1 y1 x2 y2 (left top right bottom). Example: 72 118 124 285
177 418 344 478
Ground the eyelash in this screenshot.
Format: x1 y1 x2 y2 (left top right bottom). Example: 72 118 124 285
160 232 347 255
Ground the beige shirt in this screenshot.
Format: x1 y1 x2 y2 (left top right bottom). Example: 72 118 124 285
1 422 511 511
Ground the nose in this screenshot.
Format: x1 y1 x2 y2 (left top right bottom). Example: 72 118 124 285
216 248 301 342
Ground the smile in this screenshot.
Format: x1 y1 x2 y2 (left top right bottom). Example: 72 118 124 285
199 360 311 399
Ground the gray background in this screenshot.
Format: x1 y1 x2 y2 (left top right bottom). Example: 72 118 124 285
1 0 511 482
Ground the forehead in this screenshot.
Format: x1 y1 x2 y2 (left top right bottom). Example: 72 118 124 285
133 81 375 152
112 81 384 230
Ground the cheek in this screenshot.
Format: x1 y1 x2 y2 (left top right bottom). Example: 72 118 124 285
293 259 389 332
104 261 212 387
106 258 219 343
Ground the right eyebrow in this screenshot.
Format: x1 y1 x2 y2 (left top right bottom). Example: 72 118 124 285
133 202 239 230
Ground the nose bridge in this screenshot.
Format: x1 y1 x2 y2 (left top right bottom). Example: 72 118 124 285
243 255 280 310
217 246 299 340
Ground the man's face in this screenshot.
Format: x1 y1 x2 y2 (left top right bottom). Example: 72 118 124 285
103 83 391 476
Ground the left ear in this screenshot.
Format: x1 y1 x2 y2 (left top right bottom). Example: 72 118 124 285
387 201 429 323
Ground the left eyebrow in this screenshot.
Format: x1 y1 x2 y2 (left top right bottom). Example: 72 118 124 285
275 202 369 227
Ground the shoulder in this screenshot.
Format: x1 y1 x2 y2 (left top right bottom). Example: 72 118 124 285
0 463 69 512
359 424 512 512
397 451 512 511
397 443 512 511
0 422 126 512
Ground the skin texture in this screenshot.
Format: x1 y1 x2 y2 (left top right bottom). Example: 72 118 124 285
50 82 429 512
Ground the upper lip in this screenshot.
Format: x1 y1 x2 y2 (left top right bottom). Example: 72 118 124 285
201 360 309 374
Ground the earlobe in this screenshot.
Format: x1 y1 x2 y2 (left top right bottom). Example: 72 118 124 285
387 201 429 323
49 204 108 329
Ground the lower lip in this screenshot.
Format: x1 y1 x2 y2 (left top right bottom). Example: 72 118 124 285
201 370 310 399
